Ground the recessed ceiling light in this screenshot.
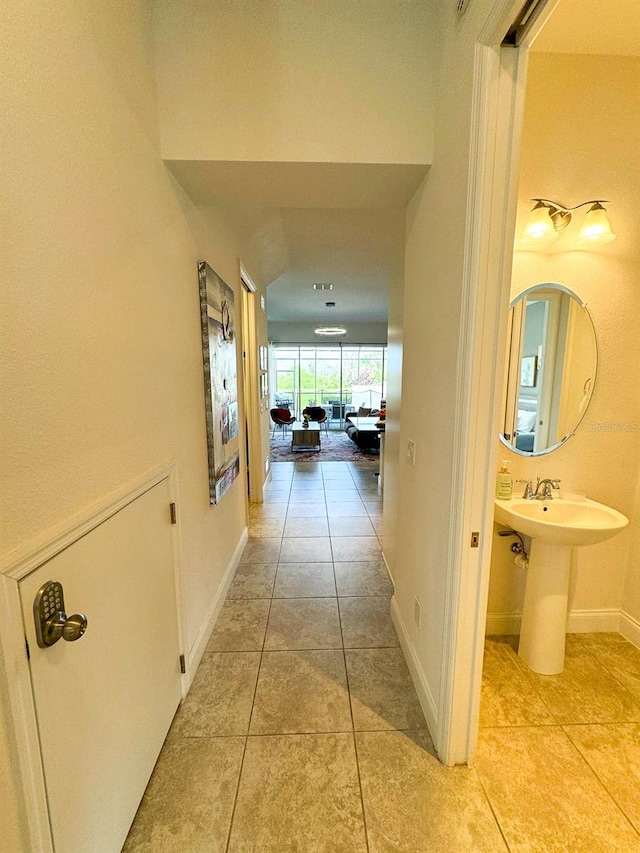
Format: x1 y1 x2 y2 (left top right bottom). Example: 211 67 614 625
313 283 333 290
314 326 347 336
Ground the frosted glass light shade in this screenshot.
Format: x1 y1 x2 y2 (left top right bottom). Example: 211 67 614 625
314 327 347 336
521 204 558 246
575 204 616 247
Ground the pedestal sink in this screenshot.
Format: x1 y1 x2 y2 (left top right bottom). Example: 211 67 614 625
494 497 628 675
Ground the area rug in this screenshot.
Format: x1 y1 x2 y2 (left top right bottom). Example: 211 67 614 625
269 428 380 464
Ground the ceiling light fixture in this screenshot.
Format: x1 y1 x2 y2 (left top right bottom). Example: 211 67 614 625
313 283 334 291
314 327 347 336
521 198 615 248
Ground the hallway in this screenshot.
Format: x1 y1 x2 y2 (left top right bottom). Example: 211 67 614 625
123 461 505 852
123 460 640 852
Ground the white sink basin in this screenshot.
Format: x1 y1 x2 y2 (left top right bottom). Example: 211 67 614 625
494 495 629 675
494 497 628 546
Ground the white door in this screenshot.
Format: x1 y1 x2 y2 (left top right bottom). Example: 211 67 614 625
19 479 182 852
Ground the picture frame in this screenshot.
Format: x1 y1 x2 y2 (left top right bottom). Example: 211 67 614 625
520 355 538 388
198 261 240 504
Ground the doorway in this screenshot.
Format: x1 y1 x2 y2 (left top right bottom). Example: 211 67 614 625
240 265 264 504
478 0 640 743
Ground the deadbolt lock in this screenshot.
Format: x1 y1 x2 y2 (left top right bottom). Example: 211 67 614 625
33 580 88 648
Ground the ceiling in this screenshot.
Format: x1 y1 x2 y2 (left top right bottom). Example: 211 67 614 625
168 160 427 330
263 208 405 324
168 0 638 336
166 161 428 210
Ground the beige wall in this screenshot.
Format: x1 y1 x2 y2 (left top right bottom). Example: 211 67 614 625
153 0 435 165
197 207 273 496
0 2 253 842
487 54 640 629
391 0 498 715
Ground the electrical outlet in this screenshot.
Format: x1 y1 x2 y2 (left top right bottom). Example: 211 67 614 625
406 440 416 466
414 596 421 628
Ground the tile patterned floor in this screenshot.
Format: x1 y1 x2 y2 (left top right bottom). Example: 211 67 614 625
124 461 640 852
478 635 640 852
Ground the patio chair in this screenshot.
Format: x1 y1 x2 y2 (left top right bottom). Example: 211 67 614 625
270 407 296 437
302 406 329 434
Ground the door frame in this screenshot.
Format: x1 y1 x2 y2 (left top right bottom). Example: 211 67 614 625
0 460 187 852
437 0 560 764
239 262 265 504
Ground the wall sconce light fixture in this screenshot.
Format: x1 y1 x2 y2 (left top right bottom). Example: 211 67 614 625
521 198 616 248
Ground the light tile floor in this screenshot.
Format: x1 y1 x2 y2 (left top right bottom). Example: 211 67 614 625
124 461 640 852
478 634 640 852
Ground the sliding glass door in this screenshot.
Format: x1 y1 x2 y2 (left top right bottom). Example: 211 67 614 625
270 344 386 424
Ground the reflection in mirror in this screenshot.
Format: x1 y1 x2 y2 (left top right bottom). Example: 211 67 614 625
501 283 597 456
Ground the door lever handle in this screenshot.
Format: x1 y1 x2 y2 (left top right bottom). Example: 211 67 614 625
44 611 88 646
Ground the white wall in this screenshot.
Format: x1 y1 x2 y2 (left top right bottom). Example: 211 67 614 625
487 54 640 636
390 0 500 728
380 223 406 578
0 2 251 842
153 0 435 165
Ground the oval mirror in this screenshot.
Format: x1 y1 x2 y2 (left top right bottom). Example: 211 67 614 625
500 283 597 456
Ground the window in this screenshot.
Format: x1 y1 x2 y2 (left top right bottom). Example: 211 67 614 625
270 344 386 422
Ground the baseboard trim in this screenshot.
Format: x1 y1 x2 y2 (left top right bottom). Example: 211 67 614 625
620 610 640 649
486 607 623 636
381 550 395 587
390 596 438 739
186 527 248 686
485 612 521 635
567 608 622 633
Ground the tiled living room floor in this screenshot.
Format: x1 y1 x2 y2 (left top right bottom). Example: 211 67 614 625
124 461 640 852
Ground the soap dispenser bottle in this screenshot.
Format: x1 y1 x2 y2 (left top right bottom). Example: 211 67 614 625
495 460 513 500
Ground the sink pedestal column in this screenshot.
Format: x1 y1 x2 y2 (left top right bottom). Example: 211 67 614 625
518 541 571 675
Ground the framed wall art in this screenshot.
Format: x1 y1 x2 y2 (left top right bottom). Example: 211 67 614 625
520 355 538 388
198 261 240 504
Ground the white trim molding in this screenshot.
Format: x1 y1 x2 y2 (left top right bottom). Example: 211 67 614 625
391 596 438 737
437 35 529 766
620 610 640 649
186 526 248 682
437 0 562 766
0 574 53 852
486 608 622 636
1 461 179 581
0 461 189 853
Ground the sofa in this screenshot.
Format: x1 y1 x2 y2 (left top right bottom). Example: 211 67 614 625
344 408 381 452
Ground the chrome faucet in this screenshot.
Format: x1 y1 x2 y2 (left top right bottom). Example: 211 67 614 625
533 477 561 500
522 480 535 499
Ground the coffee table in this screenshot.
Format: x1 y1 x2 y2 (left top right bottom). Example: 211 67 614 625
291 422 321 452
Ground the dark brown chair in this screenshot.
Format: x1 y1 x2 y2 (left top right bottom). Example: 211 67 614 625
302 406 328 434
270 407 295 437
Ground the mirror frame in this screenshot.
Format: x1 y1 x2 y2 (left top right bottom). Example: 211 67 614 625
499 282 598 457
